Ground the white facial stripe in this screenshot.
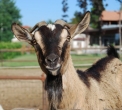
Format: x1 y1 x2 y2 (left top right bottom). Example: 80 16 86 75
61 29 68 38
34 31 44 49
47 24 56 31
31 28 39 34
59 29 68 47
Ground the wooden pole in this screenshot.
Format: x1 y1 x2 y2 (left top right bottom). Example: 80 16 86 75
119 11 122 51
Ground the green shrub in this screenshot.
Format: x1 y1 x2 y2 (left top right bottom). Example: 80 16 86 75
0 42 22 59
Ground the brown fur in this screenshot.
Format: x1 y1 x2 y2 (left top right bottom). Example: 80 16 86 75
11 12 122 109
59 55 122 110
60 42 71 74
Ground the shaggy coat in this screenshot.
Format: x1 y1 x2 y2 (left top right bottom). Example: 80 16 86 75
11 11 122 110
58 46 122 110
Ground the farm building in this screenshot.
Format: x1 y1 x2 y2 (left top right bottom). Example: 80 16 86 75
87 11 122 47
11 11 122 51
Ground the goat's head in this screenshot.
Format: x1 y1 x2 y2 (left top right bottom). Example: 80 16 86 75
12 12 90 76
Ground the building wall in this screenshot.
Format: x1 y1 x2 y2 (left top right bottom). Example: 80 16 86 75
71 34 90 49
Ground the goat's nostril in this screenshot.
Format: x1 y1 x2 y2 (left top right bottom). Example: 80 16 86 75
46 57 58 63
45 54 59 64
47 58 53 63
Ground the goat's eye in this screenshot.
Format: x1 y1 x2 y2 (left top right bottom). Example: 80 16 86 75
67 35 71 41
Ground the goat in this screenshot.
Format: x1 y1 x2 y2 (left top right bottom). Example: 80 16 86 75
11 11 122 110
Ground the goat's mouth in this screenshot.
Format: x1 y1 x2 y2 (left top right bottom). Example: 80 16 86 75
45 64 60 71
45 64 61 75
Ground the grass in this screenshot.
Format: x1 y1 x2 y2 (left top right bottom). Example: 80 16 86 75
1 53 38 67
0 53 107 67
72 53 106 64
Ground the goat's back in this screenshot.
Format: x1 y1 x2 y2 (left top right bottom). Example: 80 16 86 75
86 57 122 110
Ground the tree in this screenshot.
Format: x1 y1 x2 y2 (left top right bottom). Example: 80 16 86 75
77 0 88 13
76 0 106 29
90 0 105 28
71 11 84 24
62 0 69 22
0 0 21 42
116 0 122 10
70 0 88 24
47 19 54 24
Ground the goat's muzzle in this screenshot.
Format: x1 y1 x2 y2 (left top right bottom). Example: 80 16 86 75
45 53 61 75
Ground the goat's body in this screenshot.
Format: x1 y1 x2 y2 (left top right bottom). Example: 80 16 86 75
12 13 122 110
59 56 122 110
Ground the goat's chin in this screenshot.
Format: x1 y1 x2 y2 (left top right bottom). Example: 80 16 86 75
49 69 60 76
45 65 61 76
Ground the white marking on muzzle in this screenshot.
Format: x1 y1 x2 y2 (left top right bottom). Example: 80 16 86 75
46 64 61 76
46 64 61 69
50 69 59 76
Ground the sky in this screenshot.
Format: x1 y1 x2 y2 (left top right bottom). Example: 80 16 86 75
15 0 121 27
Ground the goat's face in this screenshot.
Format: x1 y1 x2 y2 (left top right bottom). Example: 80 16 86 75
33 24 70 75
12 11 90 76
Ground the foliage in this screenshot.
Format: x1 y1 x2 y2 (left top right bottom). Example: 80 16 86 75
70 0 89 24
47 19 54 24
0 42 22 59
62 0 69 22
116 0 122 10
90 0 105 29
71 11 84 24
77 0 87 13
1 53 106 67
117 0 122 3
71 0 106 28
0 42 21 49
0 0 21 42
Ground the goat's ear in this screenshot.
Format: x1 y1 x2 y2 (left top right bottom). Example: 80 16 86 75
70 11 90 38
11 23 33 44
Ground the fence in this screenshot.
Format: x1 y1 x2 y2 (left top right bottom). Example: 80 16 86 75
0 46 121 109
0 68 48 110
0 46 121 68
0 46 110 68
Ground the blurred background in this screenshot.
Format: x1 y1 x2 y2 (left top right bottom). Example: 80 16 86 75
0 0 122 68
0 0 122 109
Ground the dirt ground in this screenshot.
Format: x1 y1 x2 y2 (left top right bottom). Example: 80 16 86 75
0 68 45 110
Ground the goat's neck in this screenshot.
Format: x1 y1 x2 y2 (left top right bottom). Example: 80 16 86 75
45 73 62 110
45 55 86 109
60 55 87 108
62 55 81 88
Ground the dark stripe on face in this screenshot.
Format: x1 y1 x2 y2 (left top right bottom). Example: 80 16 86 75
34 43 48 73
34 43 45 63
35 25 64 109
61 40 69 61
38 24 63 56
